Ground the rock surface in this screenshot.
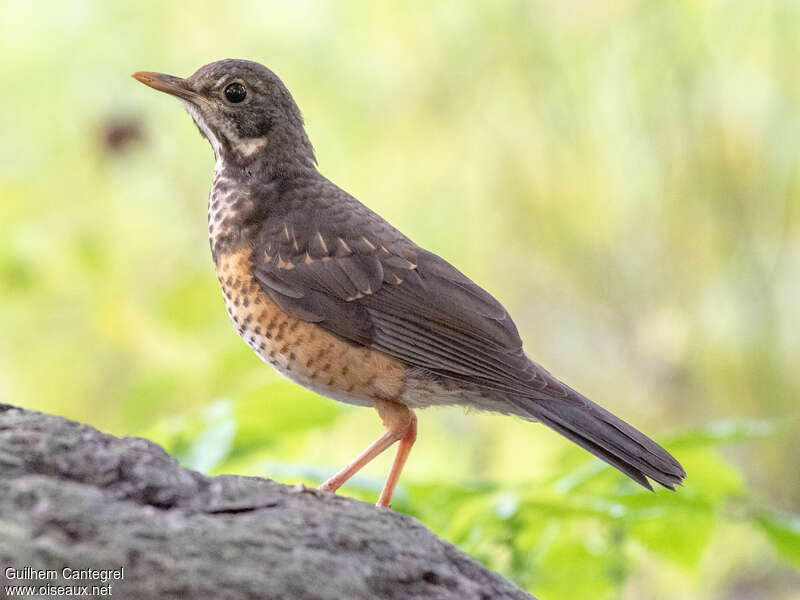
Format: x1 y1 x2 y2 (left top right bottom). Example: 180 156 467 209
0 404 534 599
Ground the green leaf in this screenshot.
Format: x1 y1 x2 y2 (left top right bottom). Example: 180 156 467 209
180 400 237 472
533 522 622 600
629 507 716 568
756 512 800 570
138 382 343 471
226 382 342 462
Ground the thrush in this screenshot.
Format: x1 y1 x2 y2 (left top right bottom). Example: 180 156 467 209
133 59 685 507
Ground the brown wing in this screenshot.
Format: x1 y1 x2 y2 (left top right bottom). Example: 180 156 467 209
249 181 558 396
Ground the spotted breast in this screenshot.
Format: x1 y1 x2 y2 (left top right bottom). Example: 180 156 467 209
214 247 407 407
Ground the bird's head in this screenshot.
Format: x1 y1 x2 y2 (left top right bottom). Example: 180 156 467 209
133 59 315 172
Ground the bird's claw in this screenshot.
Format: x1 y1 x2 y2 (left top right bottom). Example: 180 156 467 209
292 483 326 499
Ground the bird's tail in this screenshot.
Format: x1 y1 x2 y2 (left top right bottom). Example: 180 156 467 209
509 393 686 490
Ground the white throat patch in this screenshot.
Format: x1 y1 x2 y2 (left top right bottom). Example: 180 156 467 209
239 137 268 158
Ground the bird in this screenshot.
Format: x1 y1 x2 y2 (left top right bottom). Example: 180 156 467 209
132 59 685 508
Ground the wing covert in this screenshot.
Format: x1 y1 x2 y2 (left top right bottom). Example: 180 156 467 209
249 183 552 397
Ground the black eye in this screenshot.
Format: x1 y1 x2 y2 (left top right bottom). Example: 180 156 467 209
224 82 247 103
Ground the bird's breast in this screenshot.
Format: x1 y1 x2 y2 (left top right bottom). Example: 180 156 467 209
207 172 248 261
214 247 407 407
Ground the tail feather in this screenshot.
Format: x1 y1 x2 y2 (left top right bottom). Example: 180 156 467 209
510 394 686 490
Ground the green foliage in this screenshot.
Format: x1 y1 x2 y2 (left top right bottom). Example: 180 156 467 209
2 1 799 598
756 513 800 570
145 390 799 599
139 382 343 472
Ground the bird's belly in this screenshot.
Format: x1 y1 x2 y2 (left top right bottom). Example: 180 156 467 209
214 247 406 407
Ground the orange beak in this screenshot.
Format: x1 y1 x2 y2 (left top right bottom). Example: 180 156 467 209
132 71 197 101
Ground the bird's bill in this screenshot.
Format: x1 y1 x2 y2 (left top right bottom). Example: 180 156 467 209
132 71 197 101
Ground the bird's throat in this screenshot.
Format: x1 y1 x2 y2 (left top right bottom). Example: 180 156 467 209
181 100 222 160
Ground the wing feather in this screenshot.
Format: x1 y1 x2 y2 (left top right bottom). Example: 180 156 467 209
250 184 538 395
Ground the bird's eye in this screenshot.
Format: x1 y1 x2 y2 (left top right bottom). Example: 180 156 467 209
224 82 247 103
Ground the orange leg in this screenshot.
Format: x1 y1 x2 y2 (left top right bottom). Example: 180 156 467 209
318 399 417 508
376 412 417 507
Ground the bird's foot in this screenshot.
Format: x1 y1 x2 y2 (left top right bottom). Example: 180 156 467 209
292 483 325 499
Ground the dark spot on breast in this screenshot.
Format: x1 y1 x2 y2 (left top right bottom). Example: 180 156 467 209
321 363 331 372
243 297 250 308
254 326 261 335
289 321 300 332
289 352 295 361
341 365 349 376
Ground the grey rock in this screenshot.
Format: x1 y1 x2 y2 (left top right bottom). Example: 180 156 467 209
0 404 534 599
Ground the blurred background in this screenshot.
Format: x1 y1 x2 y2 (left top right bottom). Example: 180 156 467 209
2 1 799 598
